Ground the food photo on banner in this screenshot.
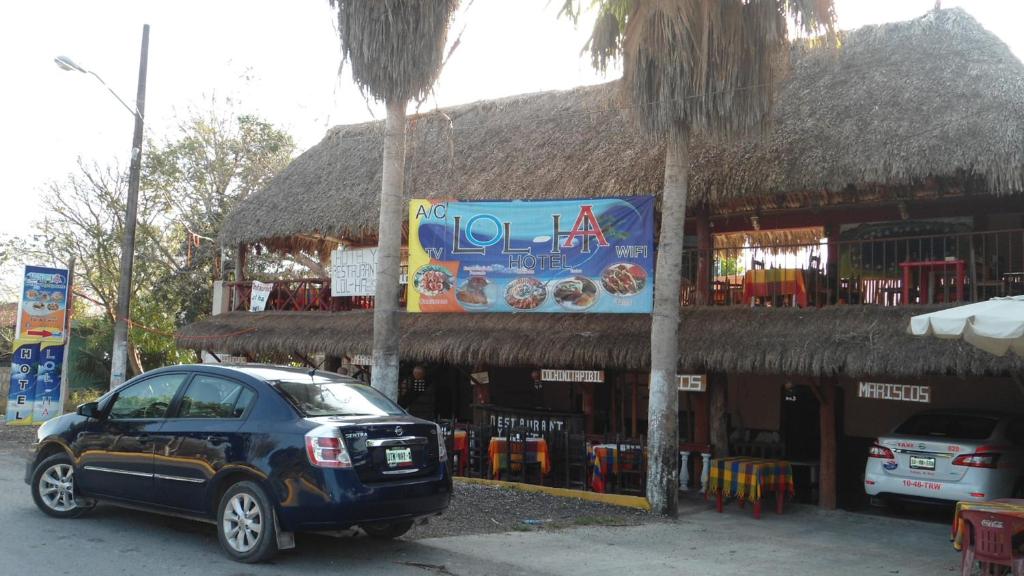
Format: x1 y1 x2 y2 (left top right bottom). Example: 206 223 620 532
407 197 654 313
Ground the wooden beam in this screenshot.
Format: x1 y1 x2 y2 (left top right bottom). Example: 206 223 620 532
631 377 638 437
696 205 712 305
708 373 728 458
819 377 838 510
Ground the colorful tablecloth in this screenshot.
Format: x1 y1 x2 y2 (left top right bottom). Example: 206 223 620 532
453 430 468 476
488 437 551 479
589 444 643 493
951 498 1024 551
741 269 808 307
706 457 795 503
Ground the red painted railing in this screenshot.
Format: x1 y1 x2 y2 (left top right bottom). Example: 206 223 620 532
225 279 386 312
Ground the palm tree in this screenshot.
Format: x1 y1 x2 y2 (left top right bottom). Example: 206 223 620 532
328 0 459 400
562 0 835 516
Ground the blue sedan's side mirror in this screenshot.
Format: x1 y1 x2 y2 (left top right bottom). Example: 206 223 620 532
77 402 100 419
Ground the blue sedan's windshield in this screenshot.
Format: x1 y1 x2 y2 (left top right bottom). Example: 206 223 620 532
274 379 404 417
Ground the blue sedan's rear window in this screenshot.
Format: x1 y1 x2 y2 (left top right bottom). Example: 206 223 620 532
274 379 405 417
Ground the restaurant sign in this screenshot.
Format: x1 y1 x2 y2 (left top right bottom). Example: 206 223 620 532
16 265 70 342
541 369 604 383
857 382 932 403
406 197 654 313
677 374 707 392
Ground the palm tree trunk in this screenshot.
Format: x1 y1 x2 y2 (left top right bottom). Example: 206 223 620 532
372 99 407 401
647 125 688 517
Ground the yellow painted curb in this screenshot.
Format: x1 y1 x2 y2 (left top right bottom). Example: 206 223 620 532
455 477 652 512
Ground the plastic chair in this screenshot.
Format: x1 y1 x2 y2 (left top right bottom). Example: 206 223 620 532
959 508 1024 576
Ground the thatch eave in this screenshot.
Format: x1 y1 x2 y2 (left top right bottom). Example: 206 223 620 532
175 306 1024 379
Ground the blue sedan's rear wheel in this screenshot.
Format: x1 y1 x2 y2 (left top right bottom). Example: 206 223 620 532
217 481 278 563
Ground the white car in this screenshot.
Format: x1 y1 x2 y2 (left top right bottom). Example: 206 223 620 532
864 411 1024 505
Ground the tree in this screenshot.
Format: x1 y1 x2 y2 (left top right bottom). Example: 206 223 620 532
561 0 835 516
6 106 296 379
145 102 296 325
328 0 460 401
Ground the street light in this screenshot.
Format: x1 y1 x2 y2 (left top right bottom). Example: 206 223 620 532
56 24 150 389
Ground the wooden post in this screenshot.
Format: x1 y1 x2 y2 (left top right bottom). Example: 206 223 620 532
631 377 638 437
235 243 247 282
824 223 840 304
708 372 728 457
696 205 712 305
818 377 838 510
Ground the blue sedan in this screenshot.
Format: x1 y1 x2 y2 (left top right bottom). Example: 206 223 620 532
25 364 452 562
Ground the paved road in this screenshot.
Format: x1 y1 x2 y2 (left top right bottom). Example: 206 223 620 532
3 450 961 575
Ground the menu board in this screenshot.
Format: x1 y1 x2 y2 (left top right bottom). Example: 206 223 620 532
407 197 654 313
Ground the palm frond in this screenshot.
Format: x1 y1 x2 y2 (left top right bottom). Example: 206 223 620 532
580 0 835 138
329 0 460 103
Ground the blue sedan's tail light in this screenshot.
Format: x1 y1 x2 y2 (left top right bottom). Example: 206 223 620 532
436 424 447 462
305 425 353 469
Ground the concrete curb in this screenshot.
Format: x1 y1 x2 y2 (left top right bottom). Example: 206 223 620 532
455 477 652 512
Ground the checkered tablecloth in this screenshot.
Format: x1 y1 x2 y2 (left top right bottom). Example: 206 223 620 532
707 457 795 503
589 444 643 493
488 437 550 479
951 499 1024 551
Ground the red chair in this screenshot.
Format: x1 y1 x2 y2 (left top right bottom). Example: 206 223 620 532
959 508 1024 575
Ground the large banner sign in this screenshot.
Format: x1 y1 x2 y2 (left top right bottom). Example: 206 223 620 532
6 265 71 425
407 197 654 313
16 266 69 341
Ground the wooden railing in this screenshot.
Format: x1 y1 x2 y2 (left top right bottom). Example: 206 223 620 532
681 228 1024 307
225 279 387 312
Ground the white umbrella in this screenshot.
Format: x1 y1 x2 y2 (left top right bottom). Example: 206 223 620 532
908 295 1024 356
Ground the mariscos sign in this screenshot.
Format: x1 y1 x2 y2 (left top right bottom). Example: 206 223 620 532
406 197 654 313
857 382 932 403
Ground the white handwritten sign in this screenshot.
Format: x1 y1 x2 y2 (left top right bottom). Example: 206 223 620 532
857 382 931 403
541 369 604 383
250 281 274 312
349 354 373 366
331 247 378 297
677 374 707 392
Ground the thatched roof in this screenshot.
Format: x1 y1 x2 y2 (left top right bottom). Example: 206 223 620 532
175 306 1023 379
222 8 1024 251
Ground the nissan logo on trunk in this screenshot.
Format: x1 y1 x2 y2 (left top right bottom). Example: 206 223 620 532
394 426 403 437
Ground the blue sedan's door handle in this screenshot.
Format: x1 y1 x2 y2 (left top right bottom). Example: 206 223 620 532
205 435 229 445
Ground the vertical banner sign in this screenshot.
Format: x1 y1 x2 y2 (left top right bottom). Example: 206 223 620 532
7 265 71 425
407 197 655 313
249 281 274 312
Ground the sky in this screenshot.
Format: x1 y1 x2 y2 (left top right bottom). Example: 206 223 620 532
1 0 1022 284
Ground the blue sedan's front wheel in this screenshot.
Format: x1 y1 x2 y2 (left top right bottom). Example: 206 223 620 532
31 453 91 519
217 481 278 563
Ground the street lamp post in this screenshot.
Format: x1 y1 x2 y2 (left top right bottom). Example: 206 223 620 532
56 24 150 389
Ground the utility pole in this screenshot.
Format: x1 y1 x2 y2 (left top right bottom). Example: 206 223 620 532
109 24 150 389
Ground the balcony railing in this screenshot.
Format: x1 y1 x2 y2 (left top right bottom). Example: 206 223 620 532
224 229 1024 313
225 278 383 312
681 228 1024 307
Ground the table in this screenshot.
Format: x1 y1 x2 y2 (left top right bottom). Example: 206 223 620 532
488 437 550 480
951 498 1024 551
706 457 795 519
741 269 808 308
452 430 468 476
899 259 965 304
589 444 643 493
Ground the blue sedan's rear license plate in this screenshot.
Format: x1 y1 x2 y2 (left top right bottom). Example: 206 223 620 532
386 447 413 467
909 455 935 470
